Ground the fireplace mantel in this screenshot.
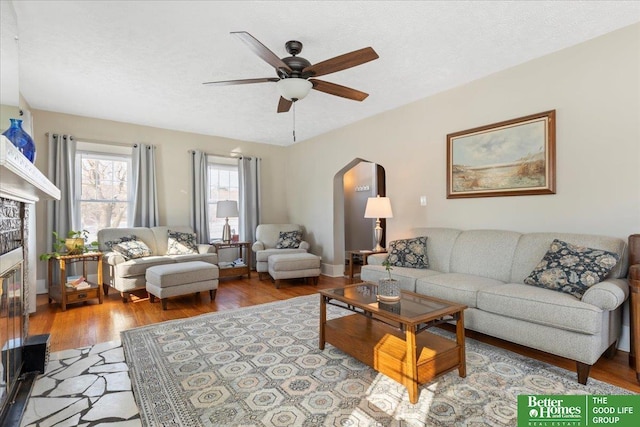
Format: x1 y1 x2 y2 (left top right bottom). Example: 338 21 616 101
0 136 60 203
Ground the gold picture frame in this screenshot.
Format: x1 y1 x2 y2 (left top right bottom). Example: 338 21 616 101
447 110 556 199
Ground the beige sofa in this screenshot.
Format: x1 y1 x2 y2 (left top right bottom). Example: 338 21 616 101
361 227 629 384
252 224 310 279
97 226 218 302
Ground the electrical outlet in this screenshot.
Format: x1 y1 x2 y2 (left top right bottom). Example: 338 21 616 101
420 196 427 206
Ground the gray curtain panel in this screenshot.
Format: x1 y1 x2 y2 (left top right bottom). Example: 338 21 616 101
131 144 159 227
189 150 210 243
46 133 78 275
239 156 261 265
46 133 77 251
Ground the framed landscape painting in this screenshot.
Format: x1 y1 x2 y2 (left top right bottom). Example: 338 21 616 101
447 110 556 199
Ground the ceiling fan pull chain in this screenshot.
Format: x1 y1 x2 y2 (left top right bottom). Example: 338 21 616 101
293 101 296 142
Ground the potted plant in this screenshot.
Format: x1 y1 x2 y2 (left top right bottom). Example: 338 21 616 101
40 230 99 260
378 259 400 301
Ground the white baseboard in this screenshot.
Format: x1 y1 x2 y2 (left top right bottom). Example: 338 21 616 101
618 324 630 352
36 278 47 294
321 263 344 278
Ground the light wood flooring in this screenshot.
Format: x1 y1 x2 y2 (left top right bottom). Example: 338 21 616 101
28 274 639 393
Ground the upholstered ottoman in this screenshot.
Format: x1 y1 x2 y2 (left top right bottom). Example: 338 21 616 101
267 253 321 288
146 261 219 310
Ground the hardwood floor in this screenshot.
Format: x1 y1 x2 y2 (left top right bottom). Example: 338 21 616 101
29 274 639 393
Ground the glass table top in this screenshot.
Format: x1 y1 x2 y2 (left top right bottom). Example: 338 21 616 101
320 282 463 321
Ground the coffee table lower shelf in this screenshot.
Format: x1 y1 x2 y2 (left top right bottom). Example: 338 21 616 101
324 314 463 399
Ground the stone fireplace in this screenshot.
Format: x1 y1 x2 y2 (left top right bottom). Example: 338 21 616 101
0 136 59 423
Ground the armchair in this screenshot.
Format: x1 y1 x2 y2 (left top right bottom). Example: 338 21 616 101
252 224 310 279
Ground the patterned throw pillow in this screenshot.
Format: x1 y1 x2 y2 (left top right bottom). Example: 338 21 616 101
524 239 619 299
104 235 137 251
112 240 152 260
387 236 428 269
167 230 198 255
275 231 302 249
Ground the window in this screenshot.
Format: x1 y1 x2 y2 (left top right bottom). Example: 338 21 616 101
75 143 133 243
207 157 239 242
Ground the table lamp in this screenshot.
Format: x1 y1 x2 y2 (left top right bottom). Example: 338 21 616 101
364 195 393 252
216 200 238 243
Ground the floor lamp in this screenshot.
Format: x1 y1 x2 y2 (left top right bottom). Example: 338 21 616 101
364 195 393 252
217 200 238 243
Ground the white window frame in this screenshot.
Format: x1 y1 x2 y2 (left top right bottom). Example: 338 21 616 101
74 142 133 242
207 156 239 242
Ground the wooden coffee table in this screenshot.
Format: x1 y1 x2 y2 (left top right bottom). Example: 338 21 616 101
319 282 467 404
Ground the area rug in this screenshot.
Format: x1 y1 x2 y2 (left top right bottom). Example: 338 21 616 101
121 295 632 427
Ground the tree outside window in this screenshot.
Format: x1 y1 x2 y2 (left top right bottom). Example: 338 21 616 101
76 151 133 243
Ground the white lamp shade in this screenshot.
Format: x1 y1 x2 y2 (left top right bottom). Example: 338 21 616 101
364 196 393 219
277 78 313 101
216 200 238 218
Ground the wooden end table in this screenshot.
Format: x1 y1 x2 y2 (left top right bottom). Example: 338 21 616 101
319 283 467 404
212 241 251 279
48 252 103 311
346 250 386 283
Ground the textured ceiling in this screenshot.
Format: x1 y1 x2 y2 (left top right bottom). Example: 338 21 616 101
11 1 640 146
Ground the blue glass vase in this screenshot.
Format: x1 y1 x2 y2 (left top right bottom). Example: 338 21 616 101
2 118 36 163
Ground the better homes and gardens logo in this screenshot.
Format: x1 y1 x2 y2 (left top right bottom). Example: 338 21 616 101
518 395 639 427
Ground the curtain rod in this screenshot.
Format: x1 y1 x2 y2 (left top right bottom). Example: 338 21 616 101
45 133 133 148
188 150 254 160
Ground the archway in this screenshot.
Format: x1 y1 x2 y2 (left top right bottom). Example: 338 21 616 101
332 158 386 278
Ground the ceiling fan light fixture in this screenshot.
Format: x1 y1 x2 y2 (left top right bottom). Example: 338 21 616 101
277 78 312 101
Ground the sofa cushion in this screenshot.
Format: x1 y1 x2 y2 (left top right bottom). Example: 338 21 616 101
113 240 152 260
415 273 505 308
166 230 198 255
114 256 175 278
524 239 619 299
410 228 462 273
387 236 428 269
450 230 521 282
168 253 218 265
361 265 440 293
255 248 306 262
477 283 603 335
276 231 303 249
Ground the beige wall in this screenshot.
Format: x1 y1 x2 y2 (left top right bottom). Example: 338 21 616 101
288 23 640 270
31 110 289 280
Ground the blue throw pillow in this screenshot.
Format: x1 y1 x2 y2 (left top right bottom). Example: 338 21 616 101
524 239 619 299
387 236 428 269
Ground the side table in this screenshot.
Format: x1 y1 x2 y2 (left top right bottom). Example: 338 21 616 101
48 252 103 311
346 250 386 283
212 241 252 279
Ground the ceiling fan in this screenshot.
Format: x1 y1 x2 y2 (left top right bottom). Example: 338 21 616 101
203 31 379 113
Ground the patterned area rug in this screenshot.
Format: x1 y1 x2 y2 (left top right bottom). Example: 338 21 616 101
121 295 631 426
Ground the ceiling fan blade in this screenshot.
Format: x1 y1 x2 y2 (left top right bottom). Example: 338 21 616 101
231 31 292 75
277 97 293 113
202 77 279 86
310 79 369 101
303 47 378 77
